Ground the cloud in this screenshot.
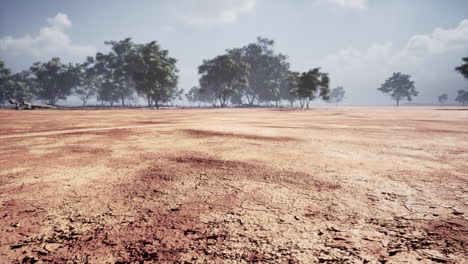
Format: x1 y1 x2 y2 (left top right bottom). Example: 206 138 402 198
321 19 468 104
405 19 468 54
0 13 95 59
323 19 468 73
321 0 369 9
182 0 256 25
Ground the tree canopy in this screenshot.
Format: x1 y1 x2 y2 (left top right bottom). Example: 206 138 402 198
378 72 418 107
455 90 468 105
132 41 181 108
438 93 448 105
30 57 80 105
198 52 249 107
95 38 138 106
74 57 101 105
329 86 345 106
455 57 468 79
295 68 330 109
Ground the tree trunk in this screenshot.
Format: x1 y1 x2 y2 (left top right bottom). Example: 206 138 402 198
154 100 159 109
147 96 152 107
396 99 399 107
121 97 125 107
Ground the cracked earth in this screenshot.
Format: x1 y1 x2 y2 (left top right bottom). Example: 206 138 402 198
0 107 467 263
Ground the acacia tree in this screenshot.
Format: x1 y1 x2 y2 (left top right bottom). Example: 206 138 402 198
198 52 249 108
378 72 417 107
329 86 345 106
455 90 468 105
74 56 101 105
30 57 80 105
438 93 448 105
295 68 330 109
132 41 181 109
455 57 468 79
95 38 137 107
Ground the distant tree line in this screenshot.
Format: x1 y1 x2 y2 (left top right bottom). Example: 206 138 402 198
186 37 334 108
1 36 467 108
0 38 181 108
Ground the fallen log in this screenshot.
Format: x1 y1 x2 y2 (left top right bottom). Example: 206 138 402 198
8 99 57 110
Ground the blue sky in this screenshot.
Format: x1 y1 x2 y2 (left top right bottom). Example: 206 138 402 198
1 0 467 105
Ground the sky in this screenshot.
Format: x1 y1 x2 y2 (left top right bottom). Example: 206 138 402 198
0 0 467 106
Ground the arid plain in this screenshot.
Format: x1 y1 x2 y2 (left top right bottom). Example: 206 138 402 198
0 107 467 263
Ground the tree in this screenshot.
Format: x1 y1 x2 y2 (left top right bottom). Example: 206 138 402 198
74 56 101 105
377 72 417 107
6 71 35 103
455 57 468 79
296 68 330 109
258 53 290 107
185 86 217 106
455 90 468 105
233 37 291 106
438 93 448 105
97 81 120 106
30 57 80 105
132 41 181 109
284 71 300 107
95 38 138 107
329 86 345 106
0 61 13 104
198 52 249 108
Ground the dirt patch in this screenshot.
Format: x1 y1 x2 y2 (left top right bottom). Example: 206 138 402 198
0 107 467 263
181 129 299 142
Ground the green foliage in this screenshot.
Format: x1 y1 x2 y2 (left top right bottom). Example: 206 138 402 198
74 56 101 105
232 37 291 106
7 71 35 103
284 71 300 107
329 86 345 106
455 90 468 105
0 61 13 103
95 38 138 106
198 52 249 107
455 57 468 79
132 41 180 108
438 93 448 105
185 86 215 106
296 68 330 108
377 72 418 107
30 57 80 105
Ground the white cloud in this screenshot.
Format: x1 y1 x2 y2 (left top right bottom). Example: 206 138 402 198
321 19 468 104
0 13 95 58
405 19 468 54
183 0 256 25
323 19 468 73
46 12 72 29
321 0 368 9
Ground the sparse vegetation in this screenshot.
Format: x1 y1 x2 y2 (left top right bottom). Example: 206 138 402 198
378 72 418 107
438 93 448 105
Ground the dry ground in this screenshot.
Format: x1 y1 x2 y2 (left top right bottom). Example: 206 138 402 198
0 107 467 264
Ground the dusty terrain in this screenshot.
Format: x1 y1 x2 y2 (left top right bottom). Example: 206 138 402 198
0 107 467 264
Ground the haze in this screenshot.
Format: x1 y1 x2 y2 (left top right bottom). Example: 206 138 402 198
1 0 467 106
